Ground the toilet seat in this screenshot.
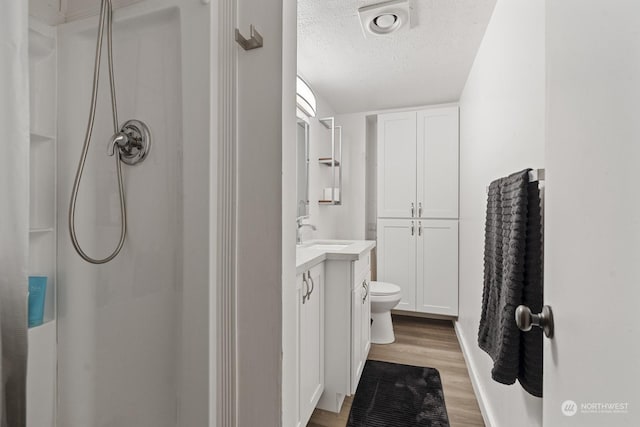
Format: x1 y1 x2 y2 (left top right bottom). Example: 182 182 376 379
370 281 400 296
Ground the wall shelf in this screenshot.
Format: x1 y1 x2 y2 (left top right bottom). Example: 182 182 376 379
29 227 54 234
28 30 55 61
30 132 55 144
318 158 340 167
317 117 342 206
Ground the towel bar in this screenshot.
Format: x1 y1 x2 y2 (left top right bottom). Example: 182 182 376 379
486 168 545 193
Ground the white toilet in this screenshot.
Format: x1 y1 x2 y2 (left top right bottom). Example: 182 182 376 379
369 281 402 344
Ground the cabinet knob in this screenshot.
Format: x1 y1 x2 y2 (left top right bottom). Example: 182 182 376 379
411 202 415 217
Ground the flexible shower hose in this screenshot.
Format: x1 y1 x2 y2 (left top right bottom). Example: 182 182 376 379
69 0 127 264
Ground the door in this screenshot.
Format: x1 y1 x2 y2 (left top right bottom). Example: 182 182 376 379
299 264 324 424
416 220 458 316
377 219 417 310
416 107 459 219
544 2 640 426
377 111 417 218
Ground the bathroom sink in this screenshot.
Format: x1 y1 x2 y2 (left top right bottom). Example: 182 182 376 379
307 243 350 251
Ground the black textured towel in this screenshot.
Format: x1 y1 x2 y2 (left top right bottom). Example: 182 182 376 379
478 169 543 397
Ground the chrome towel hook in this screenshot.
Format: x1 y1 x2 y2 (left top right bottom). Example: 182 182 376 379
235 25 263 50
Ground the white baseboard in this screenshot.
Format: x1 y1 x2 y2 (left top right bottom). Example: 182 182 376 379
454 321 497 427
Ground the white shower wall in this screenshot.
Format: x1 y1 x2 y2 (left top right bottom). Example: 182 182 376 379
54 1 214 426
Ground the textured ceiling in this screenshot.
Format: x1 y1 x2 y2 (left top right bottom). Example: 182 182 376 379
298 0 497 113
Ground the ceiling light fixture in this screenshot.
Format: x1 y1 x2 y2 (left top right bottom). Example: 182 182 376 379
358 0 411 38
296 75 317 118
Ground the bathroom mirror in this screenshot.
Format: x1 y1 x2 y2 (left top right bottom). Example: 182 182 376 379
296 118 310 219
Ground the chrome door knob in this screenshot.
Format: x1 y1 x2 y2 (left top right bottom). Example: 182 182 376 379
515 305 554 338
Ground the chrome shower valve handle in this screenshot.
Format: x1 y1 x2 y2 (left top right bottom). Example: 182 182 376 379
107 132 129 156
107 120 151 165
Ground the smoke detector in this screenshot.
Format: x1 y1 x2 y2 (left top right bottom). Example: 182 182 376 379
358 0 411 38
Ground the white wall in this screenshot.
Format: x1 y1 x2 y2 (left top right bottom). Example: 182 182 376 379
334 113 368 240
236 0 283 424
304 109 369 241
299 93 340 240
456 0 544 426
281 0 298 425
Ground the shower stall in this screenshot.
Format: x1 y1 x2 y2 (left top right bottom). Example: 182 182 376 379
23 0 217 425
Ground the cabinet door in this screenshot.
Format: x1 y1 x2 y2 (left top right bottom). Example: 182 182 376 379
294 274 304 427
351 271 372 395
299 264 324 425
416 107 459 219
377 112 417 218
361 276 371 362
350 284 364 394
416 220 458 315
377 219 417 311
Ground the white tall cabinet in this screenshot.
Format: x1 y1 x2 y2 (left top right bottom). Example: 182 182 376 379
376 106 459 316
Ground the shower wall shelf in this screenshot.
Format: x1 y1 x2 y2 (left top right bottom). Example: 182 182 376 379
318 117 342 206
29 227 54 234
30 132 55 144
318 157 340 167
27 18 57 427
28 17 57 323
28 28 55 60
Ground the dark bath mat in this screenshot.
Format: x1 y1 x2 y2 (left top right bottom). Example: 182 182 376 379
347 360 450 427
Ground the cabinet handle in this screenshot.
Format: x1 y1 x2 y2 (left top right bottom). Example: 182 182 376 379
362 280 368 304
418 202 422 218
307 271 315 301
418 221 422 236
410 202 415 217
302 275 309 304
411 221 415 236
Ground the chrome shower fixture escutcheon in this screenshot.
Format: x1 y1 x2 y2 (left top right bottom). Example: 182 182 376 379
108 119 152 165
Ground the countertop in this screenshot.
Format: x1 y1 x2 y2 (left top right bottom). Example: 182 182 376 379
296 240 376 274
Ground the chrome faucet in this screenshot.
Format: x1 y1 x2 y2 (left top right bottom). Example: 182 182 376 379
296 219 317 244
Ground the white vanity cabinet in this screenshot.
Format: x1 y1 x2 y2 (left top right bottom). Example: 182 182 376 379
296 262 325 427
317 249 373 413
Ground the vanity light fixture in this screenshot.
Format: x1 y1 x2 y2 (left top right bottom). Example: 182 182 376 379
296 75 317 118
358 0 411 38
